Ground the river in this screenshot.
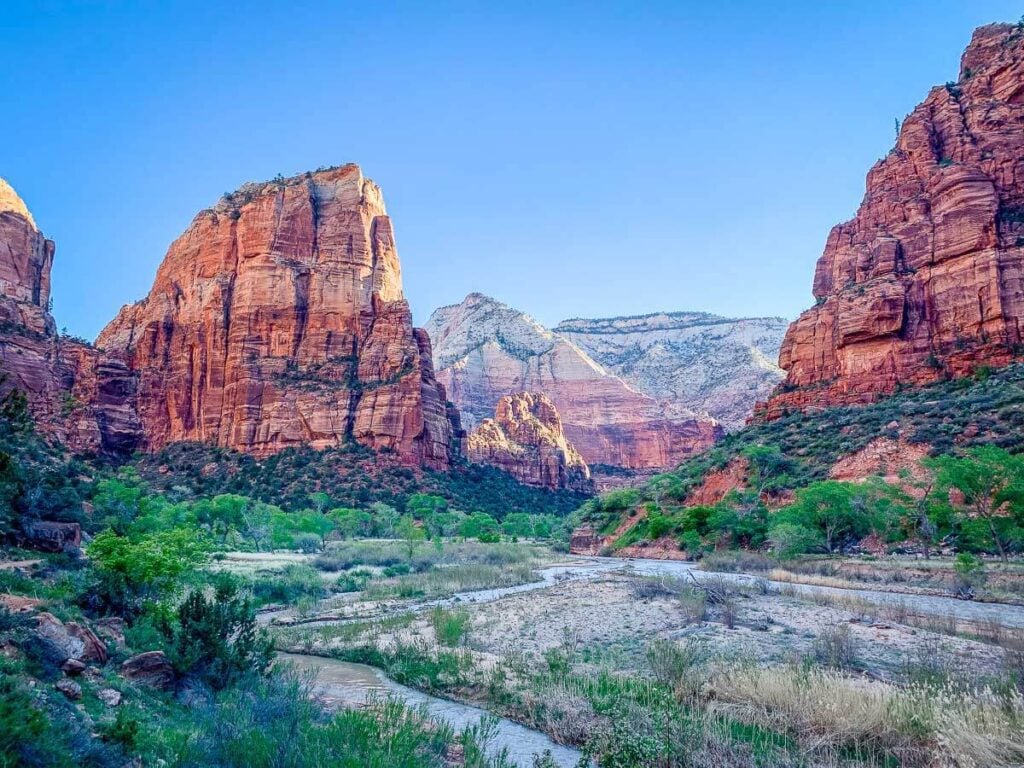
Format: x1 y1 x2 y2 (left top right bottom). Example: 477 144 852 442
278 652 588 768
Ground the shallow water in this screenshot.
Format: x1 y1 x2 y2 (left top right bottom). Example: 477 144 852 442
278 652 588 768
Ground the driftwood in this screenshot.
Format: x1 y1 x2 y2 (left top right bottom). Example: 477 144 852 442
685 572 734 605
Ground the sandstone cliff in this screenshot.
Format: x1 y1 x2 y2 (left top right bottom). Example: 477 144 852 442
555 312 787 431
425 293 722 474
760 23 1024 418
465 392 591 492
96 165 457 468
0 178 141 454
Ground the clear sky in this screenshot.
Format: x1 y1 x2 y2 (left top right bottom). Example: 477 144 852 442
3 1 1021 338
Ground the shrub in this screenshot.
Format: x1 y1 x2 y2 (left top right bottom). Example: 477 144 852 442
335 568 373 593
163 575 274 690
429 607 471 647
645 638 709 692
250 564 325 605
292 533 322 554
953 553 987 598
813 624 860 669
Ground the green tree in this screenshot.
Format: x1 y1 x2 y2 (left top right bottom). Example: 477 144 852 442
87 528 209 616
330 507 372 539
458 511 499 541
369 501 399 537
501 512 534 539
241 501 276 552
927 447 1024 562
192 494 248 546
92 471 148 534
295 511 335 548
774 480 871 553
396 515 426 555
308 491 331 514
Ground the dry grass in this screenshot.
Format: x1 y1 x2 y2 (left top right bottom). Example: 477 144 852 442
708 664 1024 767
776 583 1024 649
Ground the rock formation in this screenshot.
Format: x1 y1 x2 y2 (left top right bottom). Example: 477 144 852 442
555 312 787 430
97 165 457 468
425 294 722 476
0 178 141 454
760 23 1024 419
465 392 591 492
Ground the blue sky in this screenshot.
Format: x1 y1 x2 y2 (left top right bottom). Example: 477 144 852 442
2 1 1021 337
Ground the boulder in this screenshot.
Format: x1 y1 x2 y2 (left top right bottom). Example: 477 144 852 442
97 688 122 707
61 658 87 676
120 651 174 690
19 521 81 553
55 678 82 700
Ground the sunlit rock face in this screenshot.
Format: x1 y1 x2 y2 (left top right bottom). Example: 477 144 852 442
0 177 141 454
97 165 457 468
426 293 724 473
465 391 592 492
760 24 1024 419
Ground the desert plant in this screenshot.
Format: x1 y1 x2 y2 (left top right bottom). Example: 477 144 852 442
429 607 471 647
813 624 860 670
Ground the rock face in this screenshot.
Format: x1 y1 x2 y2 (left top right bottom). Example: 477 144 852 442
760 24 1024 418
465 392 591 492
97 165 457 469
425 294 723 474
555 313 787 431
0 178 142 454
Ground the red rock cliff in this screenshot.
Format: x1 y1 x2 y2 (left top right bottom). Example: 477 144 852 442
465 392 591 492
96 165 456 468
760 24 1024 418
0 178 141 454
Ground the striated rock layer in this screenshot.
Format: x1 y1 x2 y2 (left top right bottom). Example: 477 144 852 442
555 312 787 431
760 24 1024 419
426 293 723 473
97 165 457 468
465 392 591 492
0 178 141 454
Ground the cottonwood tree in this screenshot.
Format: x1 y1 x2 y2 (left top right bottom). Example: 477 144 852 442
927 446 1024 562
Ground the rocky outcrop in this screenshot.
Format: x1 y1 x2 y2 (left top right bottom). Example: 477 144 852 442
760 24 1024 418
0 178 142 454
465 392 591 492
97 165 457 468
555 313 787 431
426 294 722 473
18 521 81 553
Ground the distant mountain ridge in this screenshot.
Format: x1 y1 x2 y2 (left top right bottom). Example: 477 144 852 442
426 294 787 477
555 311 787 430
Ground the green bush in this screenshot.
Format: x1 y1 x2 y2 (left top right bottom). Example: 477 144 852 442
163 576 274 691
429 607 471 647
250 564 325 605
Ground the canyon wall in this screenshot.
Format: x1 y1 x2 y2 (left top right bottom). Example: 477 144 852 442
95 165 458 468
0 178 141 454
760 23 1024 418
465 392 591 492
425 293 723 475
